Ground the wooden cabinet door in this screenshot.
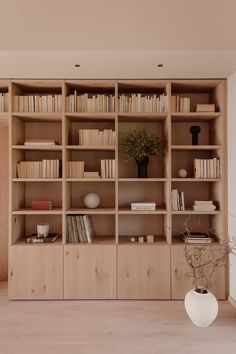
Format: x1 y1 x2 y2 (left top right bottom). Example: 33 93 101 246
118 245 171 299
9 245 63 300
171 245 226 300
64 245 116 299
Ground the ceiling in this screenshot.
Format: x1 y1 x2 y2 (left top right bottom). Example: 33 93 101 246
0 0 236 78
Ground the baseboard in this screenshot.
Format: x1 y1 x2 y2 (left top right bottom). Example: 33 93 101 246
228 296 236 309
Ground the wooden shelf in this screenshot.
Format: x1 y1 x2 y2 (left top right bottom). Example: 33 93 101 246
65 178 115 182
118 235 168 245
12 237 62 246
12 208 63 215
65 112 115 121
172 178 221 182
119 178 167 182
66 145 116 151
172 210 222 215
118 207 167 214
172 145 221 150
118 113 167 122
12 178 62 182
171 112 221 121
12 112 62 121
66 207 116 214
12 145 63 151
66 236 115 245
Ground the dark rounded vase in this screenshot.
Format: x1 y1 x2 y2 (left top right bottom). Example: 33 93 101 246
137 157 149 178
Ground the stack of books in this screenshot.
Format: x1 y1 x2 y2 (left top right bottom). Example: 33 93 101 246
26 233 58 244
67 215 94 243
119 93 168 113
17 159 60 178
194 158 220 178
32 200 53 210
171 96 190 112
0 92 8 112
67 161 85 178
193 200 216 212
84 171 100 178
24 139 58 147
100 159 115 178
66 91 115 112
14 94 62 112
131 202 156 211
183 232 213 244
171 189 185 211
78 129 116 146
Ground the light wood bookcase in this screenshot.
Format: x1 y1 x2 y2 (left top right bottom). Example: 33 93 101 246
2 79 227 300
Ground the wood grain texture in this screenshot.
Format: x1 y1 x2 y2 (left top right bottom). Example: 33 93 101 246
64 245 116 299
118 245 171 299
171 245 226 300
0 126 9 280
9 245 63 299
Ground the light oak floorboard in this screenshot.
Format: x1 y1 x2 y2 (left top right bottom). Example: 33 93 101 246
0 282 236 354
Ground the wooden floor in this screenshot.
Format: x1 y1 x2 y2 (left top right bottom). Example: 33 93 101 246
1 282 236 354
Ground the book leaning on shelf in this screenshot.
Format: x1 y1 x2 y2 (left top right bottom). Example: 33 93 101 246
67 215 94 243
100 159 115 178
171 189 185 211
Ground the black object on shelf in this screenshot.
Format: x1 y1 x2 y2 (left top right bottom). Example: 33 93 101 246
190 125 201 145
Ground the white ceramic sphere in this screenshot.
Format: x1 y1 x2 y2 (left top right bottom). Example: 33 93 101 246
84 193 100 209
184 289 218 327
178 168 187 178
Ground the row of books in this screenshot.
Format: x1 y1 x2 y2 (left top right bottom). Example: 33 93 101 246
0 92 8 112
32 200 53 210
66 91 115 113
171 189 185 211
194 158 220 178
171 96 190 112
119 93 168 113
67 161 85 178
78 129 116 146
101 159 115 178
183 232 213 244
14 94 62 113
17 159 61 178
192 200 216 212
67 215 94 243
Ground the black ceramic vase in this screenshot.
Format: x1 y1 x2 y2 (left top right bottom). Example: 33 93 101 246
137 157 149 178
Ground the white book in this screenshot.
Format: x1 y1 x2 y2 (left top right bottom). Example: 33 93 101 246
171 190 179 211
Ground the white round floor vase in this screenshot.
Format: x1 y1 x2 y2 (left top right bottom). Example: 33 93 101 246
184 289 218 328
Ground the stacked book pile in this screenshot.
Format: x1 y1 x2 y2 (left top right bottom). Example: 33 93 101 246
32 200 53 210
78 129 116 146
101 159 115 178
194 158 220 178
14 94 62 112
183 232 213 244
193 200 216 212
66 91 115 112
24 139 58 147
17 159 60 178
67 215 94 243
171 189 185 211
0 92 8 112
171 96 190 112
119 93 168 113
26 233 58 244
84 171 100 178
131 202 156 211
67 161 85 178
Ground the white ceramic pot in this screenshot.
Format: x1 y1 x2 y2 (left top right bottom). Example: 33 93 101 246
184 289 218 327
83 193 100 209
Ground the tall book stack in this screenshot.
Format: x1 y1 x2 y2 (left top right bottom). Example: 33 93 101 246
194 158 220 178
78 129 116 146
100 159 115 178
171 189 185 211
67 215 94 243
67 161 85 178
192 200 216 212
0 92 8 112
17 159 60 178
171 95 190 112
119 93 168 113
14 94 62 112
66 91 115 112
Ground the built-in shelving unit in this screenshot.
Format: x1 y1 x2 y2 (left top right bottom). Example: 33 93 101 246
5 79 227 300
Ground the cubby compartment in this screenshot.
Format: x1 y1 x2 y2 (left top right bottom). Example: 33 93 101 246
11 214 62 245
11 115 62 146
65 115 115 146
118 181 167 211
118 214 168 244
65 181 115 211
171 80 224 113
118 120 167 178
12 181 62 212
65 80 116 113
12 80 62 113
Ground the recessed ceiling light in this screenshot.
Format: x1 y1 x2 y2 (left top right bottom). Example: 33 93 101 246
75 64 80 68
157 64 164 68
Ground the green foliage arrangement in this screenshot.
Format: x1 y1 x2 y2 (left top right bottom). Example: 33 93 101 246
121 128 165 162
